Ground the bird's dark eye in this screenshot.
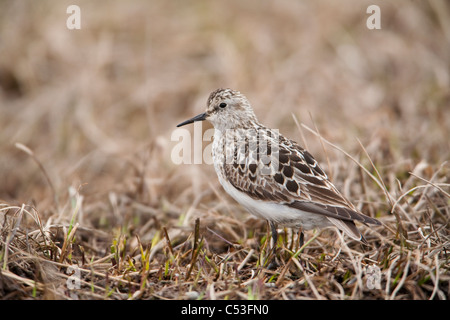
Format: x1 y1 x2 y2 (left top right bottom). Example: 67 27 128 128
219 102 227 108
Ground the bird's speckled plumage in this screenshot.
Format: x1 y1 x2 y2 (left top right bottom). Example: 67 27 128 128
178 88 381 243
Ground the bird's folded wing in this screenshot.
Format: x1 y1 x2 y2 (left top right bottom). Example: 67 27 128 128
223 131 380 225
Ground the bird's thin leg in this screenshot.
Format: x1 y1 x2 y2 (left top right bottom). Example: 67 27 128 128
270 221 278 253
297 228 306 269
266 221 279 269
299 229 304 249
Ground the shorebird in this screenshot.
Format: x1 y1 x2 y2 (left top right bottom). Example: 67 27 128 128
177 88 380 256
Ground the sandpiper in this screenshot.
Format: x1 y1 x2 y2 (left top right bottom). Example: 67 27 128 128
177 88 381 253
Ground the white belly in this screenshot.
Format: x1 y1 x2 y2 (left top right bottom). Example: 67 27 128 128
218 175 331 230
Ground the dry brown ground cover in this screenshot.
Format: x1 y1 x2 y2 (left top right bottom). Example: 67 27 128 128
0 0 449 300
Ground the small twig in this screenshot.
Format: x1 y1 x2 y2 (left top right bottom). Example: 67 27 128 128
15 143 59 209
410 172 450 199
291 113 310 156
207 226 235 247
309 111 334 179
389 251 411 300
2 205 25 270
356 138 394 207
59 223 79 263
237 249 254 272
162 226 174 256
192 218 200 254
185 218 202 280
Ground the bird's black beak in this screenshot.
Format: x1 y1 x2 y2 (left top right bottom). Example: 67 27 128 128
176 112 207 127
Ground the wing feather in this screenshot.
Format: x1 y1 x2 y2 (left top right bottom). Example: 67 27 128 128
222 128 380 226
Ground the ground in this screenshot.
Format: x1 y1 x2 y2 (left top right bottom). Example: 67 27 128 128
0 0 449 300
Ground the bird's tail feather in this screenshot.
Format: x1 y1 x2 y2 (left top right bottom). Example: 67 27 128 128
327 217 367 244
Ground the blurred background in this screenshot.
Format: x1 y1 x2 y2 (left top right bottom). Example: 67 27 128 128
0 0 449 229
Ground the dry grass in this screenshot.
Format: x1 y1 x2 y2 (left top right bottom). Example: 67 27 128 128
0 0 449 300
